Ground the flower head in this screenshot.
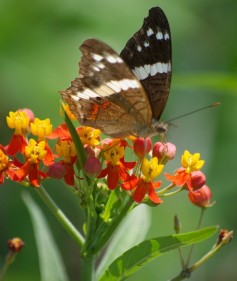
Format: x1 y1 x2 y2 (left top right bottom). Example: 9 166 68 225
15 139 48 187
122 157 164 204
54 140 77 186
30 118 52 141
133 137 152 158
6 111 30 135
98 139 135 190
152 142 176 164
77 126 100 146
61 102 77 120
181 150 205 173
188 185 212 208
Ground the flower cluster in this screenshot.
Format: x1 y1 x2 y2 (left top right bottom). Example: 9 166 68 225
1 108 213 208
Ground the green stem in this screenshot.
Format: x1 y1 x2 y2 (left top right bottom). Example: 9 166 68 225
0 252 17 281
185 208 205 267
80 255 96 281
89 197 134 255
36 185 85 248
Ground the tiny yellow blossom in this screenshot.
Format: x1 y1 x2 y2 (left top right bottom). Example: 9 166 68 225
0 150 9 172
142 157 164 182
56 140 77 164
103 142 124 166
78 126 100 146
6 111 30 135
181 150 205 173
24 139 47 164
61 103 77 120
30 118 52 140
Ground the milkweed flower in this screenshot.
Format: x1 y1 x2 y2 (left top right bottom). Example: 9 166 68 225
98 139 135 190
165 150 205 190
77 126 101 147
61 102 77 120
15 139 47 187
152 142 176 164
52 140 77 185
122 157 164 204
188 185 212 208
30 118 52 141
30 118 54 165
133 137 152 158
6 111 30 155
0 146 17 184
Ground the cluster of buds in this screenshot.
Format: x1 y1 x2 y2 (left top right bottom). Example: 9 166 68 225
0 106 213 208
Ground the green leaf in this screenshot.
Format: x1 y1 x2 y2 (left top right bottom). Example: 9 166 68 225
62 104 86 169
96 204 151 279
22 192 69 281
99 226 218 281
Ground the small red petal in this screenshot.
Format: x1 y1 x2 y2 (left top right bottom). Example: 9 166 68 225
64 164 75 186
28 164 40 187
133 181 147 203
107 166 119 190
148 183 163 204
7 135 27 155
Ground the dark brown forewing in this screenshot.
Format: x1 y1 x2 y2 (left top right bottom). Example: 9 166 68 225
120 7 172 120
60 39 152 138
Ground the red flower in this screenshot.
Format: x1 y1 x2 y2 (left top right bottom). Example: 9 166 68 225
15 139 47 187
188 185 212 208
98 159 135 190
47 123 72 141
7 134 28 155
165 167 191 187
122 176 162 204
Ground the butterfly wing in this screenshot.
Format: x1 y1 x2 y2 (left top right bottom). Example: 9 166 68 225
120 7 172 120
61 39 152 137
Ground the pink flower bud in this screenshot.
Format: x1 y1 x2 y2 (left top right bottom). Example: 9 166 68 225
134 137 152 157
83 157 102 177
18 108 35 122
188 185 212 208
47 162 65 179
190 171 206 190
152 142 176 163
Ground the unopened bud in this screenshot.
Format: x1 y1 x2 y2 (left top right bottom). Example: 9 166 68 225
134 137 152 158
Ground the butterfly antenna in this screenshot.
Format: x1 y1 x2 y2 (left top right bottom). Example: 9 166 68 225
166 102 220 124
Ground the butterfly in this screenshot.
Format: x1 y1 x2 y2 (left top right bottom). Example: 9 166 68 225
60 7 172 138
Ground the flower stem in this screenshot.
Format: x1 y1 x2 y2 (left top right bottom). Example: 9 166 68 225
89 197 134 255
36 185 85 248
0 251 17 281
80 255 96 281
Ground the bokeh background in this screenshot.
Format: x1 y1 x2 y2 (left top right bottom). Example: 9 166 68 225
0 0 237 280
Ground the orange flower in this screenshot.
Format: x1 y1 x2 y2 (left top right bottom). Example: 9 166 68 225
165 150 205 190
98 139 135 190
6 111 30 155
77 126 100 147
52 140 77 186
188 185 212 208
122 157 163 203
15 139 47 187
0 145 18 184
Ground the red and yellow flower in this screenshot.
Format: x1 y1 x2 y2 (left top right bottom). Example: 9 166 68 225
15 139 47 187
6 110 30 155
122 157 164 204
98 139 135 190
165 150 205 190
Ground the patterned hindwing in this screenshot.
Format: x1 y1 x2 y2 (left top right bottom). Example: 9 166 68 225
120 7 172 120
60 39 152 138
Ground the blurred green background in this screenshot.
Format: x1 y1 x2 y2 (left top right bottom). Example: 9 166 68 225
0 0 237 280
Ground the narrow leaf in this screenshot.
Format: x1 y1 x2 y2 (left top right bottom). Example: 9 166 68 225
99 226 218 281
22 192 69 281
96 204 151 278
